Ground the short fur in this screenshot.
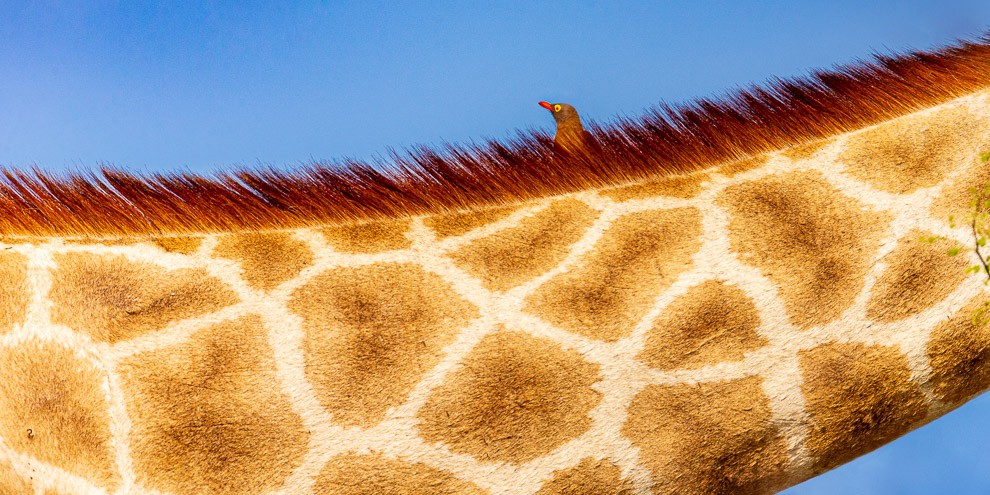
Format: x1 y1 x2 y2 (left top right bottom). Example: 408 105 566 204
2 34 990 236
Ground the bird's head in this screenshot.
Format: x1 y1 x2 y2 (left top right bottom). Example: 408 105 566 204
538 101 581 125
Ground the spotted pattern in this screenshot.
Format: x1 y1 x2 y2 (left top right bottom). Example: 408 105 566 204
49 252 237 343
927 297 990 404
866 231 969 322
526 207 702 341
716 154 769 177
0 341 118 490
3 90 990 495
799 343 927 472
840 106 988 194
321 219 412 253
534 458 635 495
424 205 520 239
718 171 889 328
450 199 598 291
417 330 602 463
781 138 833 161
0 251 28 335
315 452 488 494
639 281 766 370
930 152 990 223
290 263 477 427
214 232 314 290
118 317 308 495
601 173 709 200
623 377 790 495
151 236 203 254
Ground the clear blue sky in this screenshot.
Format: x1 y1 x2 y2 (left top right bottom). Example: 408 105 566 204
2 1 990 493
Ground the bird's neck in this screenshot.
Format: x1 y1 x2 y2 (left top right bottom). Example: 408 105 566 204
556 118 584 133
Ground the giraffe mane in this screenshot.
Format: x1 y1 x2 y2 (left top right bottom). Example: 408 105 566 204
4 33 990 236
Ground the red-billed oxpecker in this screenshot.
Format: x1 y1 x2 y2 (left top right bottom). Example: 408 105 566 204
538 101 593 155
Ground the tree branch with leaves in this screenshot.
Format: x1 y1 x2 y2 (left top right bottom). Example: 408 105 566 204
924 151 990 324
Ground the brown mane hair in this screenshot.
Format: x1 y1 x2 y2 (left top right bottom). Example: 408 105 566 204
4 34 990 236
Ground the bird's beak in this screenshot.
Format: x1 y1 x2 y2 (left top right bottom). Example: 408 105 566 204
538 101 553 111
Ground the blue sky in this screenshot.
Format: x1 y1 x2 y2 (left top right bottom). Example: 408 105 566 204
1 1 989 492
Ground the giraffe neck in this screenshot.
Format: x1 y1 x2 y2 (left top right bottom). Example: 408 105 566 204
2 89 990 495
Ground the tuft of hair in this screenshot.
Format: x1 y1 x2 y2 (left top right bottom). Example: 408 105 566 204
3 33 990 236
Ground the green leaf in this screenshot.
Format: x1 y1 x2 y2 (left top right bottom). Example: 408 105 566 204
947 248 961 256
974 305 990 325
981 151 990 163
979 237 987 247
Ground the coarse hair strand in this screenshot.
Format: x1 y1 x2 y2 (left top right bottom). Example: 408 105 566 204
3 33 990 236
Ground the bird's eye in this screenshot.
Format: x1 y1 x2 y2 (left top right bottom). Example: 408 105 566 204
553 104 562 112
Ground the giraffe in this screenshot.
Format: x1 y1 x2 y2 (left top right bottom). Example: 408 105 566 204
1 38 990 495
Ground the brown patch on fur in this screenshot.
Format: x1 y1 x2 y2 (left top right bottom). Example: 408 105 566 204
717 171 889 328
50 253 237 343
866 230 969 322
781 138 833 161
417 330 601 463
151 235 202 254
840 106 988 194
321 219 412 253
639 281 766 370
930 153 990 223
214 232 314 290
601 173 709 201
927 296 990 404
0 340 119 490
424 205 519 239
0 251 28 335
117 316 308 495
61 235 201 254
290 263 477 428
525 207 702 342
314 452 488 495
450 199 598 292
717 154 770 177
535 458 635 495
64 236 141 246
800 342 927 473
0 37 988 236
622 377 790 495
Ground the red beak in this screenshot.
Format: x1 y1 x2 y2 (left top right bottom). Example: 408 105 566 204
538 101 553 111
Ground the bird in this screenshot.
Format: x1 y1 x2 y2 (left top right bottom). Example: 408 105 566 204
538 101 594 154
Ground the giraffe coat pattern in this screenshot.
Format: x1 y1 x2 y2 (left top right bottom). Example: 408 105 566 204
3 50 990 495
